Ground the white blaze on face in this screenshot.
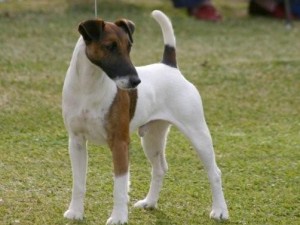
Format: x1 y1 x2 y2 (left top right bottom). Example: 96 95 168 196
114 75 140 90
114 76 130 89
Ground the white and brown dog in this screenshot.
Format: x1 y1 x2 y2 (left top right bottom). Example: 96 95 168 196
62 10 228 224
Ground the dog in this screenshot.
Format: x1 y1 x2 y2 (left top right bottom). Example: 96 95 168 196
62 10 229 225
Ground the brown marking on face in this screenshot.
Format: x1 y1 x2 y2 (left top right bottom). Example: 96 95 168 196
78 19 140 89
115 19 135 43
105 88 138 176
85 22 131 62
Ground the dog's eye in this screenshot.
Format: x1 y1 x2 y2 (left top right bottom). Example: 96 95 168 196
104 42 117 52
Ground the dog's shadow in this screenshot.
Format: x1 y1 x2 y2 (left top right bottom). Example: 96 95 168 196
140 208 229 225
147 209 179 225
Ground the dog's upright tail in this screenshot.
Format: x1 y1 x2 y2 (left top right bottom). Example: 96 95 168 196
151 10 177 68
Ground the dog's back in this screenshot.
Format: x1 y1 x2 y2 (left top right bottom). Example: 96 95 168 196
131 10 200 132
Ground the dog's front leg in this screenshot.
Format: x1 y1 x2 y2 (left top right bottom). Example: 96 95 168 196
64 135 87 220
105 89 131 225
106 141 129 225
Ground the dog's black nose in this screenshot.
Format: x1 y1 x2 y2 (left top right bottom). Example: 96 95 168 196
130 76 141 88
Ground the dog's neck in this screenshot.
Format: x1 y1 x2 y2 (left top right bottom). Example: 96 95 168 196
69 37 117 95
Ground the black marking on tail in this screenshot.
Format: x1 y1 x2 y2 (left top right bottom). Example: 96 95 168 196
162 45 177 68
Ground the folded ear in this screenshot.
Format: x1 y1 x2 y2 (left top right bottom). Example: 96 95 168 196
78 19 105 44
115 19 135 43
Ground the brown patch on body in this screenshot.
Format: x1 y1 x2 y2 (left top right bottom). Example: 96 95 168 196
105 88 137 176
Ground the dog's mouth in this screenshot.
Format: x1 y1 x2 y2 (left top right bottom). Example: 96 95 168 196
114 75 141 90
91 59 141 89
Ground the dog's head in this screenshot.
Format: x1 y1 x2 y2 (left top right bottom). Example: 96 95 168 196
78 18 140 90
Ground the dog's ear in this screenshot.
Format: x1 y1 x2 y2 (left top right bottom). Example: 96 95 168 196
78 19 105 44
115 19 135 43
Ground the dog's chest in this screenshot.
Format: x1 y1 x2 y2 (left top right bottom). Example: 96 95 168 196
64 93 114 145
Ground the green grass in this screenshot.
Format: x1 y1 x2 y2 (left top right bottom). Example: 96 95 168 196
0 0 299 224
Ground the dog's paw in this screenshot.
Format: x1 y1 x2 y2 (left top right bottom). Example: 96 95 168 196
64 209 84 220
134 199 157 209
106 206 128 225
106 216 128 225
210 206 229 221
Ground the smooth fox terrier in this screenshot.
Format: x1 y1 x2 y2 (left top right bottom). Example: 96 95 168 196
62 10 229 225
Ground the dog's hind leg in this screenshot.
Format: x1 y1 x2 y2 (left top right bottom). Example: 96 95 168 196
134 120 170 209
64 135 87 220
176 117 229 220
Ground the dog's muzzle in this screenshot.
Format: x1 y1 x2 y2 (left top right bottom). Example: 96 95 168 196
115 75 141 90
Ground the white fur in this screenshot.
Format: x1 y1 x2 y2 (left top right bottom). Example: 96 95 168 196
114 76 130 90
62 10 228 224
151 10 175 47
106 174 129 225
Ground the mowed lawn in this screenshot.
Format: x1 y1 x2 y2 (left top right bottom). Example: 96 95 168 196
0 0 299 224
